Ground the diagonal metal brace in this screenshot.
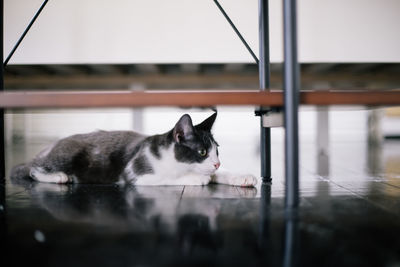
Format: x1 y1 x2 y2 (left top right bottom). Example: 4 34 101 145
3 0 49 67
213 0 259 64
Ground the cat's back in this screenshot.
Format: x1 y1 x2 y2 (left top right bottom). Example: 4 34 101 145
71 130 145 144
37 130 147 162
62 130 147 152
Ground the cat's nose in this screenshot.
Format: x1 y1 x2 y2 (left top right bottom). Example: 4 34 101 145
214 162 220 170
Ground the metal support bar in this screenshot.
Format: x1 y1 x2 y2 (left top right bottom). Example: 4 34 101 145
283 0 300 208
3 0 49 67
258 184 272 255
258 0 270 90
1 0 6 245
213 0 259 64
283 211 300 267
258 0 272 183
1 0 5 180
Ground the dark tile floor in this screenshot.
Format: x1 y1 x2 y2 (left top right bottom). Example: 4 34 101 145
2 109 400 267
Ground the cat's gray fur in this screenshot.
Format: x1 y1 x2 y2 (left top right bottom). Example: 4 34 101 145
11 113 258 187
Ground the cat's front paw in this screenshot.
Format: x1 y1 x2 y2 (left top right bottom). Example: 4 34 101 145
230 175 258 187
56 172 70 184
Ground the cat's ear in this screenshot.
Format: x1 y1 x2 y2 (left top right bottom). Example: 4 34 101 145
195 112 217 132
173 114 194 143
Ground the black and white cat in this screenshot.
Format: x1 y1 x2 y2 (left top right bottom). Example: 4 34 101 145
11 113 257 187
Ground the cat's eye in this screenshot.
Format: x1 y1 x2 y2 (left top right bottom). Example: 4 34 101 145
198 149 207 157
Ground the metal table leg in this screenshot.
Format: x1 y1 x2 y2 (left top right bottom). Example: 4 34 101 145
259 0 272 183
1 0 7 243
283 0 300 208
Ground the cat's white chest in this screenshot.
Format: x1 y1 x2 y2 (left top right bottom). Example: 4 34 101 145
147 145 192 178
121 145 193 185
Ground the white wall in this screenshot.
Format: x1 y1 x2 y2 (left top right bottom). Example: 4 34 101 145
5 0 400 64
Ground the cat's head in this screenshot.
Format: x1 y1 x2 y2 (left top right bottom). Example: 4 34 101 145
172 113 220 175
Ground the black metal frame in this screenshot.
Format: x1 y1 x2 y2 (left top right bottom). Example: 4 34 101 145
0 0 4 178
283 0 300 208
258 0 272 184
214 0 273 184
1 0 6 244
0 0 4 176
213 0 259 65
3 0 49 67
1 0 300 209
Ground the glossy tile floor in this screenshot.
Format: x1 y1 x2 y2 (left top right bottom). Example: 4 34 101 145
3 107 400 267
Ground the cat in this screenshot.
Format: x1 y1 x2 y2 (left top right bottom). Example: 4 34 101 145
10 113 257 187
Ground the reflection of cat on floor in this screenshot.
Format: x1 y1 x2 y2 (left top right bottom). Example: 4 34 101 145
11 113 257 187
25 182 257 230
13 180 257 255
30 183 253 223
28 183 225 232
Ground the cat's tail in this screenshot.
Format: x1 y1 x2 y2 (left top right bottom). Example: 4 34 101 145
10 163 33 185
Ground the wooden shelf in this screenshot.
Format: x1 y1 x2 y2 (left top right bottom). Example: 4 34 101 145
0 90 399 108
